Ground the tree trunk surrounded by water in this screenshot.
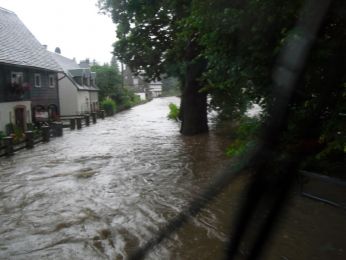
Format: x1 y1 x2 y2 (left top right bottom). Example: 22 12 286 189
180 56 208 135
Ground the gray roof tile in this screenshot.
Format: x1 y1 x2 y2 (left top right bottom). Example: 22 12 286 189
0 7 61 71
50 52 99 91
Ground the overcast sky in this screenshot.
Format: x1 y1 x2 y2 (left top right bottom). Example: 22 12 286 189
0 0 117 64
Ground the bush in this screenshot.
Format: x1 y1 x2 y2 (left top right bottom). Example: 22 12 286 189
5 123 14 135
226 116 260 157
130 93 141 106
12 126 25 143
111 88 142 110
167 103 180 121
101 98 117 116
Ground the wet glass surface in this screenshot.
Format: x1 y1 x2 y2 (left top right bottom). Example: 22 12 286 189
0 97 345 259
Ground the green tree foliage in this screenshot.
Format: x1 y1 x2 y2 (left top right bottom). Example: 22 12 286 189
91 63 122 101
110 87 141 111
97 0 209 135
195 0 345 170
101 98 117 116
167 103 180 121
162 77 180 97
91 62 142 111
99 0 345 168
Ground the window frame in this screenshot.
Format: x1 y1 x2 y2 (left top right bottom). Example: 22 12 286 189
49 74 55 88
34 73 41 88
11 72 24 85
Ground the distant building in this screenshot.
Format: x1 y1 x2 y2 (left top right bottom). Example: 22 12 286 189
148 81 163 98
123 65 162 100
0 7 61 133
51 53 99 115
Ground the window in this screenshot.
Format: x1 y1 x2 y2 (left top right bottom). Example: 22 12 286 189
83 76 90 86
49 75 55 88
34 73 41 87
11 72 24 85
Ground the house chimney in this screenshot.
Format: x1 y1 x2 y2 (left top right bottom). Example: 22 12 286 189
55 47 61 54
42 44 47 49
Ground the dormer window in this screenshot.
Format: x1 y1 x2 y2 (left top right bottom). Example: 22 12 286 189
74 76 82 85
34 73 41 87
83 76 89 86
49 75 55 88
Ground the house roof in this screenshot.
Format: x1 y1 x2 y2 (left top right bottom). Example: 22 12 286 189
50 52 80 72
0 7 61 71
50 52 99 92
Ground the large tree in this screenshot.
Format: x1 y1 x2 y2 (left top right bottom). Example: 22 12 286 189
190 0 345 168
91 63 122 101
98 0 208 135
98 0 345 163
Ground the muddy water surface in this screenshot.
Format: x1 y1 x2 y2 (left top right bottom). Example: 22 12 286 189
0 97 345 259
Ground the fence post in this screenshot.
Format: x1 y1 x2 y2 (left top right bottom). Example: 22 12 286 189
70 118 76 130
100 110 105 119
52 122 63 137
4 136 14 156
76 117 82 129
91 112 97 124
42 126 50 142
85 114 90 126
25 131 34 149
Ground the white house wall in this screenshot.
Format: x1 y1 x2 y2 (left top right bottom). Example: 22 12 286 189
77 91 90 114
89 91 98 102
135 92 146 101
149 83 163 98
89 91 99 112
58 73 78 115
0 101 31 132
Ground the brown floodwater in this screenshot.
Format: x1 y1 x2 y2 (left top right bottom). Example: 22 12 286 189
0 97 345 259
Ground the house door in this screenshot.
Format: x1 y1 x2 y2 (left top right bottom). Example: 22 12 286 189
48 104 58 121
15 107 25 131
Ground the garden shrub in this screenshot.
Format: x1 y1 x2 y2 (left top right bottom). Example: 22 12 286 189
226 115 260 157
101 98 117 116
167 103 180 121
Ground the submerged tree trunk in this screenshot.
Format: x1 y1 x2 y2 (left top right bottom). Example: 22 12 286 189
179 58 208 135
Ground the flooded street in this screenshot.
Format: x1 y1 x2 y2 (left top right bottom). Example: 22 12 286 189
0 97 345 259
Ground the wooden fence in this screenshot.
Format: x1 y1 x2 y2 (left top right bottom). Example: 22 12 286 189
0 110 105 158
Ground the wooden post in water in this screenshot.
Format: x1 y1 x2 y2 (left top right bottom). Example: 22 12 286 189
85 114 90 126
76 117 82 129
52 122 63 137
70 118 76 130
91 112 97 124
25 131 34 149
4 136 14 156
42 126 50 142
100 110 105 119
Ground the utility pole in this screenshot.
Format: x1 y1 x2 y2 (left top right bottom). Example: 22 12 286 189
121 62 124 89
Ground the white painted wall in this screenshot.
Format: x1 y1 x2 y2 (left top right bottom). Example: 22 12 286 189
134 92 146 101
89 91 98 103
77 91 90 114
89 91 99 112
0 101 31 133
58 73 78 115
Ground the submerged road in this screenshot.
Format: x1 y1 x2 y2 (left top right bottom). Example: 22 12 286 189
0 97 345 259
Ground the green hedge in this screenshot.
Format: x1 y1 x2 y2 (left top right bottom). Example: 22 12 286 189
101 98 117 116
167 103 180 121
